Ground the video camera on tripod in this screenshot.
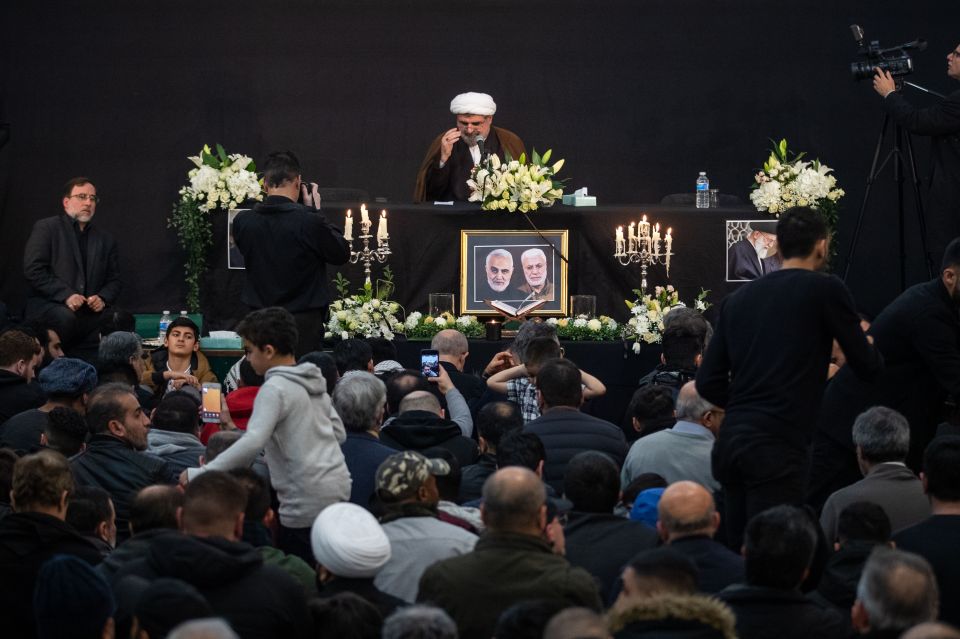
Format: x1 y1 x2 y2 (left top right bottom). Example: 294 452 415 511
849 24 926 82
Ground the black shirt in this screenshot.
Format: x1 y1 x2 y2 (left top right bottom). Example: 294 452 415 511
72 217 89 285
696 268 882 449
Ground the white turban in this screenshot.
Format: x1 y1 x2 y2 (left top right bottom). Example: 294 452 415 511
310 503 392 578
450 92 496 116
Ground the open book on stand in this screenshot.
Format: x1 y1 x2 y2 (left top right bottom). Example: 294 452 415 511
484 298 547 319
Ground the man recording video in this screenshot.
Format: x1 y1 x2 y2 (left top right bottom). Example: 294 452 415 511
873 47 960 262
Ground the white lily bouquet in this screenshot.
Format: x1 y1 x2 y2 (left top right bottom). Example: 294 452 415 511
326 272 404 340
750 139 845 223
169 144 263 312
622 286 710 354
468 149 565 212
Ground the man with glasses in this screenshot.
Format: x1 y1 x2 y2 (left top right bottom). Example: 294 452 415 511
23 177 121 352
874 47 960 265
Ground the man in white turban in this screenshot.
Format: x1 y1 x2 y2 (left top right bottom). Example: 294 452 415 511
414 92 525 202
310 502 404 615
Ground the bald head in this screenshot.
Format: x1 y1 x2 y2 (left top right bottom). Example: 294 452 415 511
901 623 960 639
481 467 547 534
657 481 719 541
399 390 442 416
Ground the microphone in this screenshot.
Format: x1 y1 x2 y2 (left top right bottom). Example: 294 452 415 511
475 135 485 160
850 24 864 47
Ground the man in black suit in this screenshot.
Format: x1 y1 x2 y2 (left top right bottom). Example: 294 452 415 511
523 359 627 494
809 238 960 508
432 329 486 411
23 177 121 350
727 226 778 281
875 51 960 266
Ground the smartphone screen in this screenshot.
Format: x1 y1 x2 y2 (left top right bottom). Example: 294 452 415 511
420 350 440 378
201 383 222 423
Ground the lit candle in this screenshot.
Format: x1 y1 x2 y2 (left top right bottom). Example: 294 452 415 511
639 215 650 238
376 210 389 245
615 226 625 256
360 203 370 225
653 223 661 258
344 210 353 241
627 222 636 253
665 228 673 275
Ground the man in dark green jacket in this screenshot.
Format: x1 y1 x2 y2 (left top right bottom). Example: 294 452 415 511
417 467 601 639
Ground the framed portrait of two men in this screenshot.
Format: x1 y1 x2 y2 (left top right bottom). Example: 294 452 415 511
460 230 569 316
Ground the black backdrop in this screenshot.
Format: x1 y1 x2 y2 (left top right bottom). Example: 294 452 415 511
1 1 957 319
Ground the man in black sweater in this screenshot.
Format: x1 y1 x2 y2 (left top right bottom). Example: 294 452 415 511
232 151 350 355
696 206 882 549
809 238 960 508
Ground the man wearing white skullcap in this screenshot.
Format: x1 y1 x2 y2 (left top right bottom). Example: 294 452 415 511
414 92 525 202
310 502 405 616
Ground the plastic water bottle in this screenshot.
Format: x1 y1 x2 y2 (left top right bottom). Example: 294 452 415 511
158 310 172 342
696 172 710 209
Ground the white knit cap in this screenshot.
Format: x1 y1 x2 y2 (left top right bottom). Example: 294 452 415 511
450 92 497 116
310 503 392 578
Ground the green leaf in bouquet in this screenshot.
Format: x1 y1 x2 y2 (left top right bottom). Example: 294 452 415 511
532 149 541 165
216 143 228 165
334 272 350 298
201 150 218 168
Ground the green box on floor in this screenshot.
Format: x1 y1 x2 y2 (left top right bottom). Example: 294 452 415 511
134 313 204 340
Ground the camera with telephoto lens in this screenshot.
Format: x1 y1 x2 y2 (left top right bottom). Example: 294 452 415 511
849 24 925 81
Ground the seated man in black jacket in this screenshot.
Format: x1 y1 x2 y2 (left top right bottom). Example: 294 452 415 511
232 151 350 355
380 380 478 469
70 383 177 540
459 402 523 503
0 450 102 637
562 451 658 602
113 471 312 638
717 505 848 639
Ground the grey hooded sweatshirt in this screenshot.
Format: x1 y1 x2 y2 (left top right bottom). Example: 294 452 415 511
188 362 350 528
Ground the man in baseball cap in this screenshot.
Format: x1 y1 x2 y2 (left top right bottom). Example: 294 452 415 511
372 451 478 602
414 92 525 202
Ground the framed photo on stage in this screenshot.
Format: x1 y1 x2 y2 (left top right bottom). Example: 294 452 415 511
227 209 248 270
460 229 569 316
725 219 782 282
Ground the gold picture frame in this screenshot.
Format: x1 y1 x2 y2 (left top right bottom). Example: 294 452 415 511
459 229 569 315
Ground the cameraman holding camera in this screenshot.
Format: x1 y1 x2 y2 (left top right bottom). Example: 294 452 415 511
874 49 960 260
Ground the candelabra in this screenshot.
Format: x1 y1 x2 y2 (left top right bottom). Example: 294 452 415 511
613 217 674 293
348 216 391 285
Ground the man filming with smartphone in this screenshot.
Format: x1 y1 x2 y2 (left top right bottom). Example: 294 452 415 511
874 45 960 262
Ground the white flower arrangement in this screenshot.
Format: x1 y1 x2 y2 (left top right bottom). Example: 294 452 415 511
467 150 565 212
168 143 263 312
180 144 262 212
622 286 711 354
750 139 844 219
405 312 485 339
325 272 403 340
545 315 619 341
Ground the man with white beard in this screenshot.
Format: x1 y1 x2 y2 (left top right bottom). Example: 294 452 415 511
515 249 555 301
727 227 779 280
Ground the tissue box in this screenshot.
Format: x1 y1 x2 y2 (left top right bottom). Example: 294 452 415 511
562 194 597 206
200 336 243 350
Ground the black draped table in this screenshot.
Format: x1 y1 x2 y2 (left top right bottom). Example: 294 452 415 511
202 201 757 331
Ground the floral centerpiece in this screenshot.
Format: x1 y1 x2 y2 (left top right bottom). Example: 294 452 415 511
749 138 845 232
622 286 711 354
546 315 620 341
467 150 565 212
169 144 262 311
404 312 485 339
325 271 404 340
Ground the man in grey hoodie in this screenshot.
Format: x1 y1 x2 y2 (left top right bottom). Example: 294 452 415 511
183 307 350 563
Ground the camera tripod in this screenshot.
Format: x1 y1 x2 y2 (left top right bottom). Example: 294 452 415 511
842 106 934 289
